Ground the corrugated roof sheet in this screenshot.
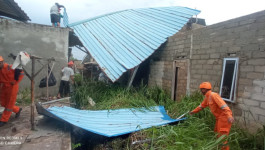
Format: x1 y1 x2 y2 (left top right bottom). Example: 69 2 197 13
45 106 185 137
68 6 200 82
62 8 69 27
0 0 30 21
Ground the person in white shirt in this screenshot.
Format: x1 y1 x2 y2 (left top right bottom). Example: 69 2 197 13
57 61 74 98
50 3 64 27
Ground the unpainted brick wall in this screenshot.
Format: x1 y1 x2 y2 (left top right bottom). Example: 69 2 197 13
149 10 265 131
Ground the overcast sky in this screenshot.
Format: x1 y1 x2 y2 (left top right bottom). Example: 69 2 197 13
17 0 265 59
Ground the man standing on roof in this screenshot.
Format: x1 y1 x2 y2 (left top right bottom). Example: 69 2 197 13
50 2 64 27
190 82 234 150
0 56 25 127
57 61 74 99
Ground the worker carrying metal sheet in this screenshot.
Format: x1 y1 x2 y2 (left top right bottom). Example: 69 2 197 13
190 82 234 150
0 52 30 127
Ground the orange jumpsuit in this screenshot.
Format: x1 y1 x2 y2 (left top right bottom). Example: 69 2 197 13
191 90 233 150
0 63 24 122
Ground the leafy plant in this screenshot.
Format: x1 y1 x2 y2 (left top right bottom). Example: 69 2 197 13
72 143 81 149
16 88 31 105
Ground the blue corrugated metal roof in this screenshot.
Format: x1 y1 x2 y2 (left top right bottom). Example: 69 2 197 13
62 8 69 27
68 6 200 82
46 106 185 137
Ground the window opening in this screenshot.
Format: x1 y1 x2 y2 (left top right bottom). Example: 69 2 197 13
220 58 239 102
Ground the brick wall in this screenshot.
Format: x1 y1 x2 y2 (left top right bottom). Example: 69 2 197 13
149 10 265 130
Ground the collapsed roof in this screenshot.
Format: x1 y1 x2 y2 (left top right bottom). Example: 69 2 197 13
67 6 200 82
38 105 185 137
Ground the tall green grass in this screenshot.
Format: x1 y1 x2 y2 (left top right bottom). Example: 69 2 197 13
71 80 264 150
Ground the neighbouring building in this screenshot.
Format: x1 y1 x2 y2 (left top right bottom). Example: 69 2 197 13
0 0 72 97
0 18 71 96
149 10 265 131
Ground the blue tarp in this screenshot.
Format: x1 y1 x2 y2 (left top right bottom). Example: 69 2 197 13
46 106 185 137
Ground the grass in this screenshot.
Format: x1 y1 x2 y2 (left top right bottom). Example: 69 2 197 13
71 80 264 150
16 88 31 105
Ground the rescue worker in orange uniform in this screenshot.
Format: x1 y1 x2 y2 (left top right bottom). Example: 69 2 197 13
0 56 24 127
190 82 234 150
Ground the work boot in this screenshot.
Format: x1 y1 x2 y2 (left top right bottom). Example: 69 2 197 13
15 108 22 118
0 121 6 127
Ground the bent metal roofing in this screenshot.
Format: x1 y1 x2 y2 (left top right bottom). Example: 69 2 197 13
44 105 185 137
0 0 30 21
68 6 200 82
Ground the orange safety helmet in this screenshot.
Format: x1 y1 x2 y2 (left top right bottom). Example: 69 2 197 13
68 61 74 66
0 56 3 61
199 82 212 90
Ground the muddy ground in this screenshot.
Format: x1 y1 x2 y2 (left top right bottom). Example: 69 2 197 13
0 105 71 150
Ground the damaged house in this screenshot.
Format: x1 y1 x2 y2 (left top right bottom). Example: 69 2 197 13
148 10 265 131
68 6 264 131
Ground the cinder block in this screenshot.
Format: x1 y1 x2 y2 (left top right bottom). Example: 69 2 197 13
203 65 213 69
252 51 265 58
192 64 202 69
237 103 249 111
193 74 201 79
210 53 220 59
254 65 265 73
222 40 235 46
192 55 200 59
241 44 259 51
207 59 216 65
200 54 209 59
207 70 218 75
211 42 221 48
238 78 253 85
197 60 207 64
228 46 241 52
250 106 265 115
201 44 210 49
242 92 251 98
202 75 211 80
235 38 249 45
240 66 254 72
243 99 260 106
253 80 265 87
251 93 265 101
246 72 264 79
245 86 263 93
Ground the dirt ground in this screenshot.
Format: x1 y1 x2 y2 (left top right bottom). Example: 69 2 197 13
0 105 71 150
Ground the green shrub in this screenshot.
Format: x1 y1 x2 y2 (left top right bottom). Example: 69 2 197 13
16 88 31 105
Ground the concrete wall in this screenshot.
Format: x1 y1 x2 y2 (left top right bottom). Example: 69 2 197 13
149 10 265 130
0 18 70 97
